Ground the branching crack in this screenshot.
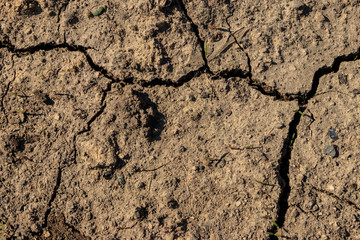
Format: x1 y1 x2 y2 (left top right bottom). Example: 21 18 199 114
2 12 360 239
224 15 301 102
0 32 302 103
175 0 211 74
268 47 360 239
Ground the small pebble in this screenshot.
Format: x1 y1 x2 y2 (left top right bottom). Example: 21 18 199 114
324 145 338 158
188 94 196 101
43 230 51 238
328 127 339 141
353 89 360 96
103 171 113 180
138 182 146 189
178 146 186 152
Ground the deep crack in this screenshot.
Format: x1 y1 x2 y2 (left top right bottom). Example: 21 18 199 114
268 47 360 239
305 49 360 104
140 66 206 88
0 37 302 103
268 108 304 239
42 165 62 232
1 15 360 239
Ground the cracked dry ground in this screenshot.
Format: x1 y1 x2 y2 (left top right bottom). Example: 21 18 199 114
0 1 360 239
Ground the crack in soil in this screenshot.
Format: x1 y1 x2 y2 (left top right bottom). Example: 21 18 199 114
0 73 13 126
268 108 303 240
225 15 302 102
0 53 15 127
140 66 206 88
176 0 212 74
0 36 303 104
310 185 360 211
305 50 360 104
221 9 360 239
268 47 360 239
2 15 360 238
56 0 70 24
41 165 62 234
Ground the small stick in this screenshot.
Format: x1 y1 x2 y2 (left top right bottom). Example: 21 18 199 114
227 145 262 150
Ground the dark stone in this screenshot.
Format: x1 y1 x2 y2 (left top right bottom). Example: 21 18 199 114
188 94 196 101
324 145 338 158
103 171 113 180
353 89 360 96
328 127 339 141
138 182 146 189
178 146 186 152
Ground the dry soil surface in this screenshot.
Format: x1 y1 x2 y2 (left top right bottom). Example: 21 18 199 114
0 0 360 239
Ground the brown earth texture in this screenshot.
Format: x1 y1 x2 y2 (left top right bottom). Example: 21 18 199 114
0 0 360 239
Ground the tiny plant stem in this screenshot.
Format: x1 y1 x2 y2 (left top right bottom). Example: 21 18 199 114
93 6 105 16
204 40 208 59
289 133 296 149
267 221 280 237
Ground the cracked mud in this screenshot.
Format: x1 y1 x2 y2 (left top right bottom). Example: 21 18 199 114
1 1 360 239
